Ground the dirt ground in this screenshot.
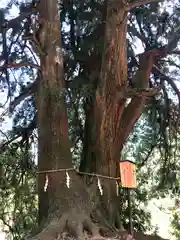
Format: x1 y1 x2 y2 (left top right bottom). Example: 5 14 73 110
58 230 169 240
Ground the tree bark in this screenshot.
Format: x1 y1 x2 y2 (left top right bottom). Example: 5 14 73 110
33 0 100 239
31 0 169 239
80 1 160 229
80 0 128 222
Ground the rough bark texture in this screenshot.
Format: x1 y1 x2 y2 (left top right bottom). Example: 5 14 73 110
34 0 101 239
36 0 72 223
94 1 128 225
31 0 169 239
79 1 162 231
80 1 128 226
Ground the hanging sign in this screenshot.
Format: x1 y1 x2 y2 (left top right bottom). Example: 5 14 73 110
120 160 137 188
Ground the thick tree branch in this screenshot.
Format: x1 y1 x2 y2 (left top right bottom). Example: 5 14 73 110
0 62 40 71
119 96 146 149
118 64 180 148
10 80 38 112
126 0 162 11
117 47 180 149
116 85 160 100
117 50 161 148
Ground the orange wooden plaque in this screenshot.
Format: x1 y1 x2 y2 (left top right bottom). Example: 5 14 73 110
120 160 137 188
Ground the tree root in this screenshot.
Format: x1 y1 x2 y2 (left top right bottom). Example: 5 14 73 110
29 212 103 240
28 212 169 240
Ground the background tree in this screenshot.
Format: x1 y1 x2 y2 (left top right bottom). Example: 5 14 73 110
0 0 180 239
170 202 180 239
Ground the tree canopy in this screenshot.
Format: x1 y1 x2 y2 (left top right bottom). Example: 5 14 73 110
0 0 179 239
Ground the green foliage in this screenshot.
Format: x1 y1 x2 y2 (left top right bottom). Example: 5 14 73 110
170 201 180 239
0 0 179 239
0 146 37 239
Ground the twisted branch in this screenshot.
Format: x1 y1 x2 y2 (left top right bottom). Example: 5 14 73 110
126 0 163 11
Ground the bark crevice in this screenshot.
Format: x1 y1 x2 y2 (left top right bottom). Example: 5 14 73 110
31 0 171 239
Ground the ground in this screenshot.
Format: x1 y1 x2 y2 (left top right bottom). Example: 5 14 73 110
54 228 169 240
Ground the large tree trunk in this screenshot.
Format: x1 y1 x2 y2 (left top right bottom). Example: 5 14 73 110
94 2 128 225
34 0 101 239
31 0 167 239
80 1 128 227
80 1 159 230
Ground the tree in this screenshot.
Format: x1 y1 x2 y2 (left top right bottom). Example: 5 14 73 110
0 146 37 240
0 0 180 239
170 202 180 239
